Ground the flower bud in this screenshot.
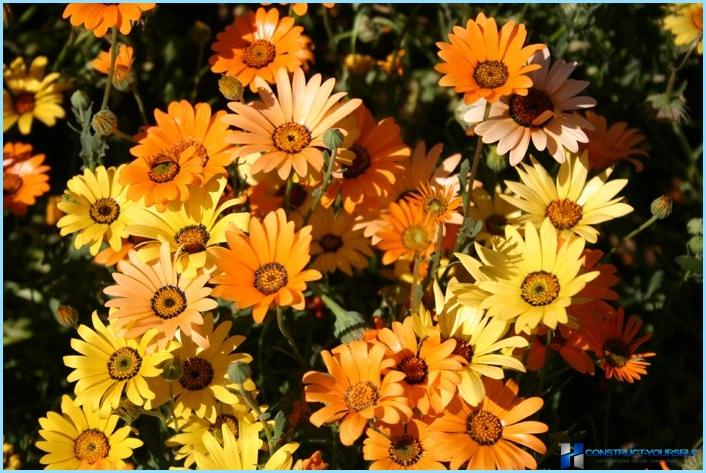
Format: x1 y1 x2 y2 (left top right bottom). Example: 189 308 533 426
70 90 90 111
650 195 673 219
344 53 375 75
190 20 212 45
219 75 244 102
485 145 507 172
323 129 344 150
160 356 183 381
55 305 79 328
227 361 252 384
112 70 136 92
91 110 118 137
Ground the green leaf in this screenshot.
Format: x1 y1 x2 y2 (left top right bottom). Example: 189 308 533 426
676 255 703 275
227 361 252 384
271 410 286 448
320 294 368 343
688 235 703 256
458 159 470 210
687 218 703 236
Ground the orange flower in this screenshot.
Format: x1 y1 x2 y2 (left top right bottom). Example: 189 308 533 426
3 142 50 216
376 199 436 265
103 242 218 348
583 308 656 383
293 450 328 470
210 209 322 323
436 13 545 104
92 44 134 88
581 111 648 171
210 7 310 91
93 238 135 267
429 378 548 469
226 67 361 180
246 173 312 221
62 3 155 37
122 101 233 207
302 340 412 446
409 182 463 225
323 104 410 213
525 324 595 375
363 419 445 470
309 207 373 276
376 317 464 415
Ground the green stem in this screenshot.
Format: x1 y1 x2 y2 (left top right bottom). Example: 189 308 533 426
168 380 180 433
305 147 338 224
100 27 119 110
409 253 423 314
665 36 701 95
132 87 149 125
422 223 444 292
605 215 659 259
275 306 306 369
51 28 76 72
283 175 293 212
238 387 275 455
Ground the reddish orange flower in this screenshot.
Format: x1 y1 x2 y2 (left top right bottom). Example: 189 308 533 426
525 324 595 375
581 111 648 171
3 142 50 216
62 3 155 37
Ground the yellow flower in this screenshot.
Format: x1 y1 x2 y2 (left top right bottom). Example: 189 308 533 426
3 56 66 135
36 395 142 469
309 206 373 275
664 4 703 54
63 312 176 415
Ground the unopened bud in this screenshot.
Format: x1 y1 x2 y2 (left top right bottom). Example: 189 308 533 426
190 20 212 45
91 110 118 137
485 145 507 172
70 90 90 111
160 356 183 381
650 195 673 219
227 361 252 384
219 75 244 102
112 70 136 92
344 53 375 75
323 129 344 150
55 305 79 328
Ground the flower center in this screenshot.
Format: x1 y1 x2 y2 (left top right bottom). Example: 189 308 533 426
604 338 630 368
107 347 142 380
520 271 561 306
171 139 209 166
473 60 509 89
424 196 447 216
3 173 23 195
452 337 474 362
272 122 311 153
175 224 210 253
344 381 380 411
89 197 121 224
179 357 215 391
73 429 110 465
151 285 187 320
485 214 507 236
342 144 372 179
398 355 428 384
467 409 503 446
254 262 288 295
148 159 180 183
508 88 554 127
546 199 583 230
319 233 343 253
401 226 430 252
242 39 277 68
388 435 424 467
275 182 308 208
210 414 239 443
14 92 35 114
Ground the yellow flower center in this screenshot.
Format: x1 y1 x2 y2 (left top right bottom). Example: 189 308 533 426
604 339 630 368
3 173 23 195
107 347 142 380
148 159 180 183
179 357 215 391
401 226 430 252
388 435 424 467
210 414 239 442
319 233 343 253
73 429 110 465
89 197 121 225
242 39 277 69
272 122 312 154
520 270 561 306
509 88 554 127
151 285 187 320
546 198 583 230
344 381 379 411
254 262 289 295
473 60 509 89
423 196 447 217
342 145 372 179
175 224 210 253
467 409 503 446
485 214 508 236
14 92 35 114
398 355 428 384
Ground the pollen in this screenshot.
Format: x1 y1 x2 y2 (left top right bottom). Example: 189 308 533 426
254 262 289 295
242 40 277 69
401 226 430 252
344 381 380 411
89 197 121 224
179 357 215 391
398 355 429 384
388 435 424 467
148 159 180 183
546 199 583 230
272 122 311 154
473 60 509 89
509 88 554 127
467 409 503 446
150 285 187 320
520 270 561 306
107 347 142 381
175 224 210 253
73 429 110 465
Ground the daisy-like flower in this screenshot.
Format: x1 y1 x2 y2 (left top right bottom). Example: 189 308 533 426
428 378 548 470
568 248 619 323
435 13 545 104
466 48 597 165
467 185 520 243
210 7 311 91
225 67 362 180
409 182 463 225
171 315 254 422
525 324 595 375
376 199 437 265
103 242 218 348
267 2 335 16
126 177 250 278
376 317 464 415
309 206 373 276
246 173 313 222
664 3 703 54
502 152 634 243
121 100 233 207
57 165 133 256
36 395 142 469
63 312 175 415
363 419 445 470
583 308 656 383
322 105 410 213
3 142 50 216
62 3 155 37
210 209 322 323
581 111 648 171
293 450 328 470
92 44 134 90
303 340 413 446
454 219 599 334
3 56 66 135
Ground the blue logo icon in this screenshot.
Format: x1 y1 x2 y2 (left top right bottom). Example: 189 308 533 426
560 442 584 469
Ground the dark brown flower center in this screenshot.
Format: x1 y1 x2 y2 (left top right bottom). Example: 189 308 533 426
604 339 630 368
254 262 288 295
148 159 180 183
275 182 308 208
242 39 277 68
89 197 121 224
398 355 428 384
107 347 142 380
14 92 35 114
520 271 560 306
210 414 239 442
509 88 554 127
546 199 583 230
452 337 474 361
73 429 110 465
485 214 508 236
175 224 210 253
3 173 23 195
151 285 187 319
467 409 503 445
344 381 379 411
319 233 343 253
473 60 509 89
272 122 311 153
388 435 424 467
179 357 215 391
342 144 371 179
